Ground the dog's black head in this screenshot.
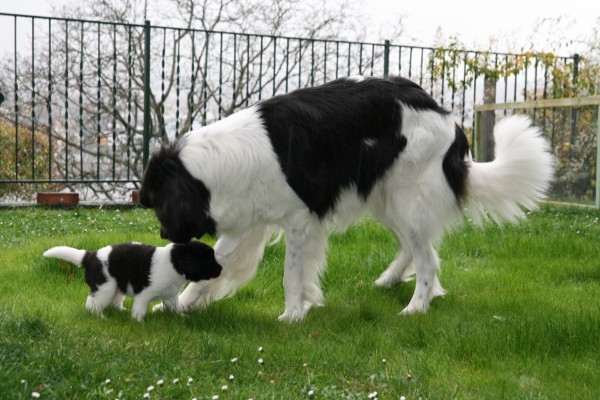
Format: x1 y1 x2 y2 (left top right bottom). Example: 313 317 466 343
139 144 217 243
171 241 222 281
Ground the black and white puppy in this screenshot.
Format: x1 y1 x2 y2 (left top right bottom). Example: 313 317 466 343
43 241 222 321
139 76 554 322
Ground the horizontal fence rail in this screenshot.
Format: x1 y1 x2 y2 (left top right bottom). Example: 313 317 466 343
0 12 582 201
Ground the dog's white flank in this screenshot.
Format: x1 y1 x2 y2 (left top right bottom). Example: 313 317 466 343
43 242 221 321
139 76 554 322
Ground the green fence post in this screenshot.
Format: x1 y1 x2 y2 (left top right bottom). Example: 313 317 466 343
596 104 600 209
383 40 390 78
142 20 151 171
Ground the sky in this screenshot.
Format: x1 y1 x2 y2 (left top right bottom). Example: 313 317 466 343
0 0 598 54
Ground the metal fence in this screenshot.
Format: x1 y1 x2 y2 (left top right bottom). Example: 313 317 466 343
0 12 583 201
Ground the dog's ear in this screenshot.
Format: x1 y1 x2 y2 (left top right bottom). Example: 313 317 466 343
172 242 222 281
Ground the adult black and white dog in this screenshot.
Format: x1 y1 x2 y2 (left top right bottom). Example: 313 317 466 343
139 76 554 322
43 241 222 321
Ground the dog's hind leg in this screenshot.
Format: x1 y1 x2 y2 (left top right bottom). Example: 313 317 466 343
400 240 445 314
278 212 328 323
374 227 414 288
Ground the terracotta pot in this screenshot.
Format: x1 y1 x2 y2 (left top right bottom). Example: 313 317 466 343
36 192 79 206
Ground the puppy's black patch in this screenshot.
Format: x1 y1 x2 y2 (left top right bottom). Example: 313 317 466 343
171 241 222 281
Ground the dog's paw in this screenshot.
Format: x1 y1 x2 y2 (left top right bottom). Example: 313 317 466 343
374 275 397 288
399 302 428 315
277 307 309 323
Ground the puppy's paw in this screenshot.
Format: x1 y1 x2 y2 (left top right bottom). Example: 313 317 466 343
152 303 165 313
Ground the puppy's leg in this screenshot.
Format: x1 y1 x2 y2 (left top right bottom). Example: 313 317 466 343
111 292 126 310
86 280 117 319
278 214 328 323
131 292 154 322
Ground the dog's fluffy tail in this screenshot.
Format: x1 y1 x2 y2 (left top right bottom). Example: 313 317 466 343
466 115 554 224
43 246 86 267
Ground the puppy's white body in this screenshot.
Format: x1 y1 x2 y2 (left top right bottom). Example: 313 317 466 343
44 241 221 321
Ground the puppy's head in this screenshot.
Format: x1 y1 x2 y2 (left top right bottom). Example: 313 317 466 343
171 241 222 281
139 143 217 243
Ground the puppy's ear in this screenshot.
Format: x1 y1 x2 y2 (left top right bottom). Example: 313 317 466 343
172 242 222 281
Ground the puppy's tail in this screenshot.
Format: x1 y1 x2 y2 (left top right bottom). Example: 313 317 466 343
466 115 554 224
43 246 86 267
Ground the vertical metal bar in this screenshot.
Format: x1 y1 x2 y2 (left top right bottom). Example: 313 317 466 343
440 49 445 108
335 41 339 79
299 39 303 88
323 41 327 83
370 44 375 76
471 52 479 154
31 18 36 180
541 55 548 133
175 31 181 135
358 43 363 75
383 40 390 78
258 36 263 99
47 19 53 181
65 20 70 181
503 54 508 116
571 54 580 144
461 51 467 126
407 47 413 79
79 22 84 179
112 24 117 179
596 104 600 209
160 28 166 136
285 38 290 92
190 30 195 128
310 40 314 85
398 45 402 76
14 16 19 180
272 36 277 95
96 22 101 179
419 48 424 86
142 20 151 171
474 108 480 162
245 35 250 107
450 51 457 112
533 56 539 124
127 25 132 180
347 43 351 76
523 55 529 101
219 31 223 118
513 55 518 102
232 33 237 106
203 31 209 121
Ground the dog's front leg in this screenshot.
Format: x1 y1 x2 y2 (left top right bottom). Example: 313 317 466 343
278 214 327 323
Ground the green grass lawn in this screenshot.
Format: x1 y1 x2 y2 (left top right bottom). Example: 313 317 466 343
0 205 599 399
